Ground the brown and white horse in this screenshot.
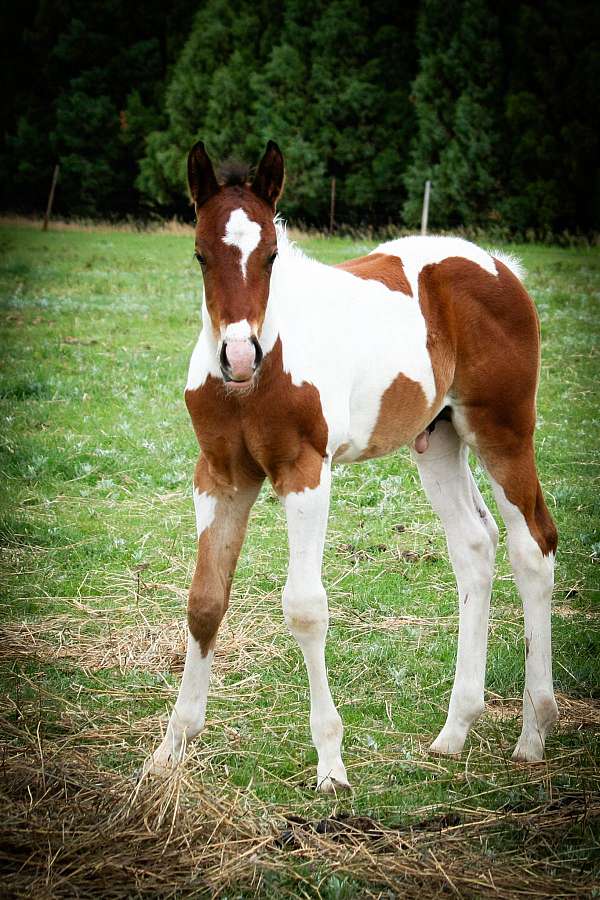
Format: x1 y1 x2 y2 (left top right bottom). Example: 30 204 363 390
143 141 558 792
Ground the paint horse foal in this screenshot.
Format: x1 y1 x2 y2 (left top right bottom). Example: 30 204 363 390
144 141 558 792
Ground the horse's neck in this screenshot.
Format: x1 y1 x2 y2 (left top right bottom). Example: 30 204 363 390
262 250 342 355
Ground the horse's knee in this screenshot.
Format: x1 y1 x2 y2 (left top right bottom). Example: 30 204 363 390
283 582 328 639
188 590 227 655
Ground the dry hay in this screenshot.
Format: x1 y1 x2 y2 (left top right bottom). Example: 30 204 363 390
1 731 598 900
0 742 274 899
0 608 286 678
486 693 600 730
0 603 448 681
2 596 600 896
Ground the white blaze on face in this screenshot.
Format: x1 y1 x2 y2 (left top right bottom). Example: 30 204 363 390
222 319 252 341
223 208 262 279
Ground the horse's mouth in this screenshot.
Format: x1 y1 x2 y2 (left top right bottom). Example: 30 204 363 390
222 371 258 394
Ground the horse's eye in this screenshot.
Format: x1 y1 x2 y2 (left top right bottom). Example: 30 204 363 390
195 252 206 266
267 251 278 266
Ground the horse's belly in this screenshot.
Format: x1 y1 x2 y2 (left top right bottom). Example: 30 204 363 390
332 363 438 463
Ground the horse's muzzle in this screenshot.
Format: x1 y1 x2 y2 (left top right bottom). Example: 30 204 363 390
220 335 263 384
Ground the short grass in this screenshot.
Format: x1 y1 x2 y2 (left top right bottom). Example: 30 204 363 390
1 221 599 897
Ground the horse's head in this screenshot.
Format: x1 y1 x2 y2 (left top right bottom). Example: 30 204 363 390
188 140 284 390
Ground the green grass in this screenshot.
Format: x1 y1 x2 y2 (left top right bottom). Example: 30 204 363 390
1 221 599 895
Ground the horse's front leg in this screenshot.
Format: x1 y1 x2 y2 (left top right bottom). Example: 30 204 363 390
143 457 262 775
277 452 349 793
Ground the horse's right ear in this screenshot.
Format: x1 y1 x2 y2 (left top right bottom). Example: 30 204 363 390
187 142 219 209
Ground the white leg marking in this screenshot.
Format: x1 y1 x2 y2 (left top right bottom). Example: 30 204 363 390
193 487 217 536
223 208 261 279
413 422 497 756
283 460 349 792
144 641 213 775
488 479 558 762
143 483 218 776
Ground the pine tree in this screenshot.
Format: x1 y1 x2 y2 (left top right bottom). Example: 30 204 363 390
402 0 503 229
251 0 326 222
137 0 282 212
499 0 600 234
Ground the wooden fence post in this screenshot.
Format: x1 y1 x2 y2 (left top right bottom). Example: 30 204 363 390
42 164 60 231
420 179 431 235
329 176 336 233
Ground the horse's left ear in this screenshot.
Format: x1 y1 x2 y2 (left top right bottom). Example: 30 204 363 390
251 141 285 209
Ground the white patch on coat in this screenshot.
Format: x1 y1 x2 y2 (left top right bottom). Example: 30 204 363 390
193 488 217 537
144 640 214 774
282 460 349 791
223 319 252 341
223 208 261 279
487 476 557 760
412 421 496 755
186 334 209 390
185 290 221 391
261 225 438 460
373 235 499 297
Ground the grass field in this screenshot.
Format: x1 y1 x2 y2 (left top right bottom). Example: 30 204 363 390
1 221 599 897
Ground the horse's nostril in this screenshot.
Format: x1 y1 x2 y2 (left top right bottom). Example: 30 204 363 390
219 341 230 373
251 335 263 369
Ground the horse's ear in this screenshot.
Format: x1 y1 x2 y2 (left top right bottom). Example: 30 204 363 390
187 141 219 209
251 140 285 209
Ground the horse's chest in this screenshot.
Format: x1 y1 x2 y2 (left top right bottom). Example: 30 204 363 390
186 370 328 480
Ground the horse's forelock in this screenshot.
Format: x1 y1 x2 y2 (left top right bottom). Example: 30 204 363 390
218 159 252 188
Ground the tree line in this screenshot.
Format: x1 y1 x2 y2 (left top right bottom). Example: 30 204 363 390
2 0 598 235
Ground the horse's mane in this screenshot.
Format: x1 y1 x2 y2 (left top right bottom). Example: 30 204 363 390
218 159 251 187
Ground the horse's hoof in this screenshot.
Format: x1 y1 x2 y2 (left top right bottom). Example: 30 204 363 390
317 775 351 795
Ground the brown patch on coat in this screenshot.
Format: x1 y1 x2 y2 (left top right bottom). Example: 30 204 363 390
188 457 261 655
185 337 328 498
418 257 557 556
336 252 412 295
358 374 430 460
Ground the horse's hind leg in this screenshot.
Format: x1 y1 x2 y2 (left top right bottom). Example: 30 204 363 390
482 444 558 761
412 420 498 755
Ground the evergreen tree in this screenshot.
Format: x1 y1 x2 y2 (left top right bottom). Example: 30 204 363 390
499 0 600 234
1 0 196 217
1 0 597 232
403 0 503 229
138 0 282 213
309 0 417 225
251 0 326 222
